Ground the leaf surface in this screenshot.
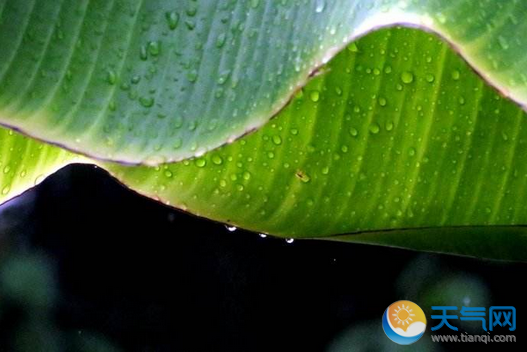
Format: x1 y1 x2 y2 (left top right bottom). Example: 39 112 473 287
105 27 527 260
0 0 526 164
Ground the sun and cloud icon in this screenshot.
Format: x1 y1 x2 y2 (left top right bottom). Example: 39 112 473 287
382 300 427 345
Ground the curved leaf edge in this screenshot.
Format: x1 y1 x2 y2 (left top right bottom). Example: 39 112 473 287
324 225 527 262
2 18 526 166
2 160 526 262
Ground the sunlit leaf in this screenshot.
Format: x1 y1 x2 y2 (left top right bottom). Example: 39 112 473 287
0 0 526 164
106 27 527 261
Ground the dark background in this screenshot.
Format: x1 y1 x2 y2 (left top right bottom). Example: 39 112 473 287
0 164 525 351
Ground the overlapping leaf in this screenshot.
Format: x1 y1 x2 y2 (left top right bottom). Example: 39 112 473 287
1 1 527 261
105 27 527 260
0 0 526 164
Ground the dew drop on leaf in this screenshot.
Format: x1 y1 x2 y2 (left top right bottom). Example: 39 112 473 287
165 11 180 30
400 71 414 84
425 73 435 83
148 41 161 56
106 69 117 85
195 158 206 167
139 96 155 108
212 155 223 165
315 0 325 13
369 123 380 134
310 90 320 102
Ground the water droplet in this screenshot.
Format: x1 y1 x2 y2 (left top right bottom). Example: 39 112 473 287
378 97 387 107
226 225 237 232
216 33 227 48
408 147 416 156
272 135 282 145
186 5 197 17
369 123 380 134
385 121 394 131
321 166 329 175
348 42 359 52
315 0 325 13
310 90 320 102
195 158 206 167
34 175 45 185
139 96 155 108
1 185 10 195
285 238 295 244
165 11 180 30
251 0 260 8
259 233 267 238
185 20 196 30
425 73 435 83
187 69 198 82
106 69 117 85
400 71 414 84
451 70 460 80
349 127 359 137
212 155 223 165
148 41 161 56
139 45 148 60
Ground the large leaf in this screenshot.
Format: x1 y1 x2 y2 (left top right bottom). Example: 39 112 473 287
0 0 526 164
104 27 527 260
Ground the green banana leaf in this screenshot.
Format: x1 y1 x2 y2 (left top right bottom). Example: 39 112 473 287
102 27 527 261
0 0 526 164
1 3 527 261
